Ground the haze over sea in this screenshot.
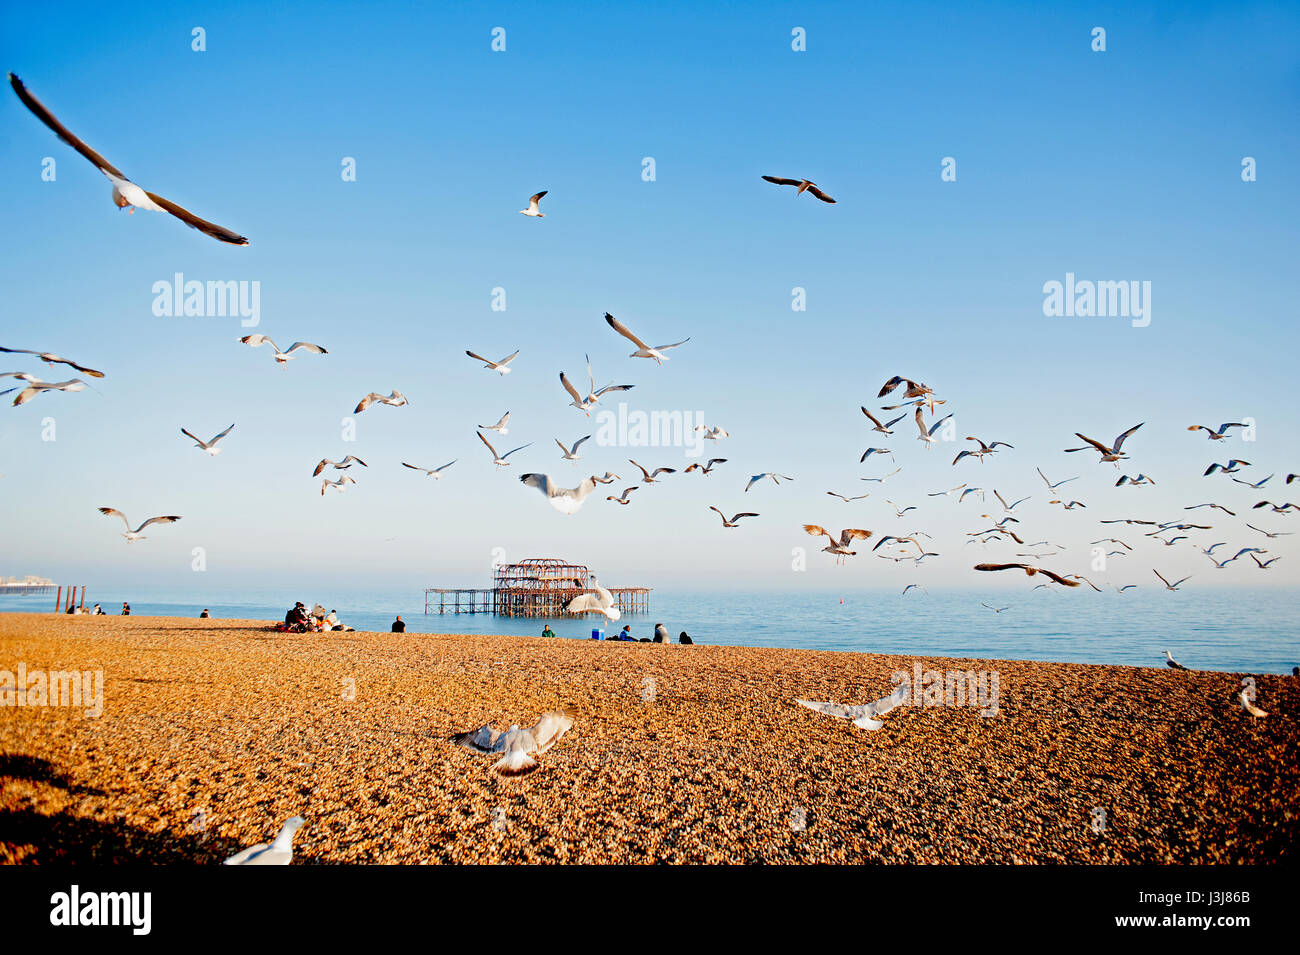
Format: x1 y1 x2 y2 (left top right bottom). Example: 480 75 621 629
5 586 1295 674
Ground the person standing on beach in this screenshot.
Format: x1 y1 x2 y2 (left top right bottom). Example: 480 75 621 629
391 615 406 633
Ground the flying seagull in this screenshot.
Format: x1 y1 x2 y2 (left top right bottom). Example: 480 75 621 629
180 423 234 456
1187 422 1245 440
761 175 836 203
466 349 519 375
321 475 356 495
684 458 727 476
1232 474 1274 489
1066 422 1144 464
861 407 905 435
1036 467 1078 491
1204 460 1251 476
354 390 409 413
973 563 1081 587
1249 553 1282 569
238 335 327 365
630 459 676 484
478 431 530 467
555 435 592 461
2 376 87 406
518 190 548 217
223 817 305 865
827 490 870 502
559 355 635 415
9 73 249 245
97 506 180 541
860 447 894 463
519 473 601 515
1116 474 1157 486
803 524 872 563
993 490 1030 512
451 709 575 776
745 472 794 492
312 455 367 476
914 408 954 447
1185 503 1235 516
1153 570 1192 591
478 411 510 434
695 425 730 441
565 576 621 621
794 684 909 732
604 312 689 364
709 506 759 528
981 603 1010 613
0 346 105 378
901 584 927 596
606 486 639 505
402 459 456 479
1245 523 1291 538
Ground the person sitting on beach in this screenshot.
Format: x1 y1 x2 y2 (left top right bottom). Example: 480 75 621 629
121 602 131 616
679 631 694 645
391 615 406 633
284 602 309 632
653 623 668 643
541 625 556 638
92 603 105 615
619 625 633 640
199 609 210 618
325 609 340 630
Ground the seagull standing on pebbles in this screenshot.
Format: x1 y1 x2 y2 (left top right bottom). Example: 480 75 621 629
1164 650 1188 670
1239 690 1268 718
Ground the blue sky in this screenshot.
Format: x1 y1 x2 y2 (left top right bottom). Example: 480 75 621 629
1 0 1297 595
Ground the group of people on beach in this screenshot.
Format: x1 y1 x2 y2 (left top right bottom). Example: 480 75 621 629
541 622 695 644
279 601 356 634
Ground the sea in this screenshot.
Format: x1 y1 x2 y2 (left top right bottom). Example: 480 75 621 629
3 586 1296 674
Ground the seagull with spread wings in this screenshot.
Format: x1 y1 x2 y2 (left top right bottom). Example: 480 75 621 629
630 459 676 484
555 435 592 462
709 506 759 528
180 423 234 457
98 507 181 541
2 376 88 406
795 684 909 732
745 472 794 492
565 576 621 621
238 335 327 365
973 563 1081 587
402 459 455 479
9 73 248 244
914 408 954 447
803 524 872 563
321 475 356 495
559 355 636 415
465 348 519 375
827 490 870 502
519 473 600 514
1065 422 1144 464
684 458 727 476
312 455 367 477
606 486 638 505
1187 422 1246 440
0 346 105 378
518 190 548 217
1153 569 1192 591
1205 460 1251 476
604 313 689 364
479 431 530 467
451 709 575 776
354 390 409 413
761 175 836 203
861 406 905 435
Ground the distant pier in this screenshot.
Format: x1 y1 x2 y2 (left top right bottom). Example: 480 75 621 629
425 557 650 617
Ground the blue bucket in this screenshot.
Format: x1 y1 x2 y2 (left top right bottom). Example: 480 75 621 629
591 628 604 640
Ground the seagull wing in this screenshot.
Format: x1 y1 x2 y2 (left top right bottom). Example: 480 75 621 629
529 190 548 206
805 183 836 203
240 334 279 351
478 431 500 458
762 175 803 187
97 506 130 529
861 407 885 428
142 190 248 245
8 73 127 178
134 514 182 533
559 371 585 403
838 528 872 547
282 342 327 356
451 723 504 754
210 423 236 444
795 698 858 719
1111 422 1144 452
501 443 531 460
180 427 207 447
652 338 690 351
465 349 493 365
528 709 575 755
604 313 650 350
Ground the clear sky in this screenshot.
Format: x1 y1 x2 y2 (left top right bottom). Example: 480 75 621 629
1 0 1297 595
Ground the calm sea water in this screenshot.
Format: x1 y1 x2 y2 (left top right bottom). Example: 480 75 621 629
3 587 1296 674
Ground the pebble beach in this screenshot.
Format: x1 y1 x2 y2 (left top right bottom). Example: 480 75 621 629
1 612 1295 864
